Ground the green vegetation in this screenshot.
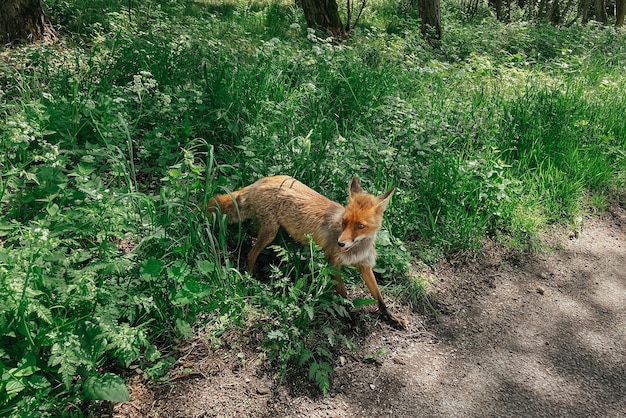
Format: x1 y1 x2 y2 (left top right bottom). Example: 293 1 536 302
1 0 625 414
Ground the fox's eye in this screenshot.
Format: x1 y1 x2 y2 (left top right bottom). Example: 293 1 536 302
341 220 348 228
357 223 365 229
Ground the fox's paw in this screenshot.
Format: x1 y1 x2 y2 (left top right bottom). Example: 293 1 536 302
383 311 408 329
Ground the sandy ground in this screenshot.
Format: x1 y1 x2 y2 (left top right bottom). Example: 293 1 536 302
111 204 626 418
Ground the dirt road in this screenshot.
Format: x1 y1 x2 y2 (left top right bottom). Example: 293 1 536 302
113 205 626 418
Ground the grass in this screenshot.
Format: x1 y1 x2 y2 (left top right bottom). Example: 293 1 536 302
1 0 625 414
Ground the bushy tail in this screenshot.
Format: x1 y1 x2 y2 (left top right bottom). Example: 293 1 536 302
205 187 250 223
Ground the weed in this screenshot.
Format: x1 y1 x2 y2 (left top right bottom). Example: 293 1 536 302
251 240 353 395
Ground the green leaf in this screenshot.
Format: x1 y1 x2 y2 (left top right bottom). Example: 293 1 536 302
5 378 25 395
303 304 315 321
141 258 164 277
14 353 38 377
28 374 51 390
145 344 161 362
83 373 130 402
352 298 377 307
266 329 285 340
308 361 319 380
298 349 313 366
175 319 193 338
376 230 391 246
46 203 60 216
197 260 215 275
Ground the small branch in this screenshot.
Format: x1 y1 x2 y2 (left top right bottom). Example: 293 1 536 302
346 0 352 33
352 0 367 29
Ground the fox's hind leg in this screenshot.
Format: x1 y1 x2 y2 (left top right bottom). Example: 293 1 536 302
246 221 280 273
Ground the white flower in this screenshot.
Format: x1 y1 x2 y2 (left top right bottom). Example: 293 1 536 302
33 227 49 241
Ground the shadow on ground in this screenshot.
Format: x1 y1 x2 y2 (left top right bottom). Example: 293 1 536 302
112 206 626 418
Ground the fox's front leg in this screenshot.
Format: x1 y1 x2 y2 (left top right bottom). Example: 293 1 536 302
357 265 407 329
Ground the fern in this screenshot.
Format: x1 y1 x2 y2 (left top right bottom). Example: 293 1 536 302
309 361 333 395
48 332 84 390
104 323 149 367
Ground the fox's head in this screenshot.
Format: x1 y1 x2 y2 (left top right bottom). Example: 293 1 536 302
337 177 394 252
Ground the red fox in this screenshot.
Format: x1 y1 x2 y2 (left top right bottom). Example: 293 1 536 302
207 175 407 329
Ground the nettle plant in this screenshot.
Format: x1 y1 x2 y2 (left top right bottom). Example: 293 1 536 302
0 97 152 410
251 240 354 395
0 201 144 413
0 71 178 414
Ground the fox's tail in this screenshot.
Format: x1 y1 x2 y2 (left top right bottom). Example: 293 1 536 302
205 186 250 223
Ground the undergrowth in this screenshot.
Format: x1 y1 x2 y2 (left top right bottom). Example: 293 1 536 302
1 0 625 414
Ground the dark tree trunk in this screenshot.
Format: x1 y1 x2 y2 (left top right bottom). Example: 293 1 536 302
595 0 608 22
549 0 562 23
489 0 513 21
580 0 592 22
490 0 504 20
0 0 49 44
299 0 345 37
417 0 442 42
615 0 625 24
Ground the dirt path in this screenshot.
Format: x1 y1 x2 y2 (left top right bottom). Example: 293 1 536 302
113 205 626 418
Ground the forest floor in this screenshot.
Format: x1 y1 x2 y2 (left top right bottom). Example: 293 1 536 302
110 203 626 418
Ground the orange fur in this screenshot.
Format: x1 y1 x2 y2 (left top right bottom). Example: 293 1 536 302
207 175 406 328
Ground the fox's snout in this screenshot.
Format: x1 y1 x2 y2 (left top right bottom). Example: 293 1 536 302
337 240 354 253
337 230 359 251
337 239 352 251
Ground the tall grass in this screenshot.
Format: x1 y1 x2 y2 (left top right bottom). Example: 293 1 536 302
1 0 625 413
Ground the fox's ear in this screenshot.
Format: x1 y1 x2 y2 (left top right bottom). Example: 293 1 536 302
377 187 394 211
349 177 363 196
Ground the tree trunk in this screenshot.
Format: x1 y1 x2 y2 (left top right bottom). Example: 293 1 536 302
595 0 608 22
299 0 345 37
549 0 562 23
580 0 592 22
0 0 49 44
616 0 626 25
417 0 442 42
490 0 504 20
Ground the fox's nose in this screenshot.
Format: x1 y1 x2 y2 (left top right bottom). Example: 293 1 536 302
337 241 345 247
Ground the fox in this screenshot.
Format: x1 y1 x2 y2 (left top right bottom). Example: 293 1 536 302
206 175 407 329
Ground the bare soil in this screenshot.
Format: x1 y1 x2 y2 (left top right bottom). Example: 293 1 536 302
111 204 626 418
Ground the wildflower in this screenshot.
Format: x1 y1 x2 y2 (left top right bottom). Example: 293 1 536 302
34 227 49 241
